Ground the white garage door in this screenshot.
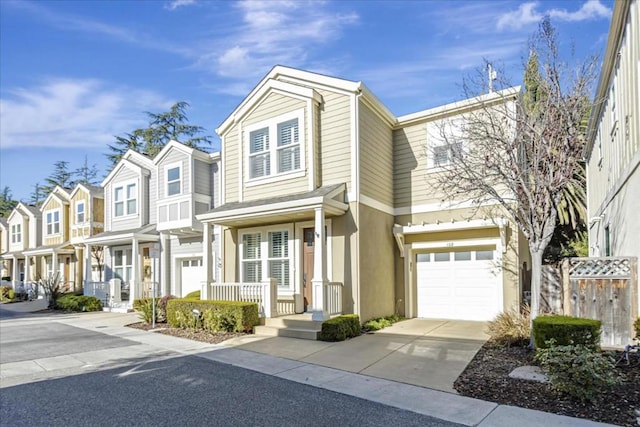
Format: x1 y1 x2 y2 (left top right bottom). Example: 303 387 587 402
416 249 501 321
181 258 203 297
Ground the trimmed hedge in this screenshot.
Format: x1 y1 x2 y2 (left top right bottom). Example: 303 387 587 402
184 290 201 300
56 294 103 312
532 315 601 349
166 299 259 332
319 314 361 342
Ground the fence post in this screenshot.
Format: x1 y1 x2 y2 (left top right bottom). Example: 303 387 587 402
109 278 122 302
261 278 277 318
562 258 570 315
201 281 210 300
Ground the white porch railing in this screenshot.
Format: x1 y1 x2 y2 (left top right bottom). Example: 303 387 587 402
84 281 110 306
202 278 277 318
326 282 343 316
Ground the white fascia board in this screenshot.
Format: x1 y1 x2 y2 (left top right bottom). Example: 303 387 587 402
101 158 144 187
209 151 221 161
123 150 154 169
269 66 361 94
69 184 89 199
359 84 396 126
217 79 322 136
393 218 506 235
396 86 521 127
41 189 70 212
15 203 37 220
153 140 193 165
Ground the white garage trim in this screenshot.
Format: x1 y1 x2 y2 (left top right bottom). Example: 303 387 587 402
403 237 503 319
172 253 204 297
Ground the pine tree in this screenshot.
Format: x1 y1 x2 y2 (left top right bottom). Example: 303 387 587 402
0 186 18 217
42 160 74 194
29 182 46 208
73 155 100 186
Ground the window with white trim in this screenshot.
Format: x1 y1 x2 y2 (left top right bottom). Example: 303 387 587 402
433 142 463 167
114 182 137 217
46 210 60 235
166 165 181 196
245 110 304 182
427 119 465 169
11 224 21 244
241 233 262 282
76 201 85 224
240 228 293 289
268 230 289 288
113 248 133 285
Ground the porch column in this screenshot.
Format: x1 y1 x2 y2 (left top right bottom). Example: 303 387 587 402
52 252 58 279
85 243 92 286
311 206 329 321
161 233 170 297
11 257 19 288
132 237 139 303
202 222 213 300
24 256 31 284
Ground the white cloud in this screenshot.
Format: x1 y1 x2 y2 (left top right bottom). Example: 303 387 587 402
497 2 543 31
165 0 196 11
0 79 171 148
549 0 611 22
197 0 358 81
497 0 611 31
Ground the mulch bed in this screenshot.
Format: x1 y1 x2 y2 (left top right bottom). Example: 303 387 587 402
126 321 248 345
454 340 640 426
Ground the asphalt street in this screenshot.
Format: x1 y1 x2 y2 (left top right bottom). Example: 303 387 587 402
0 313 462 427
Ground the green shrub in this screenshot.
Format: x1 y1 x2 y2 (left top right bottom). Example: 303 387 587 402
532 315 601 350
536 341 621 402
319 314 361 342
363 314 402 332
487 305 531 347
56 295 103 312
134 295 177 324
634 317 640 341
1 285 13 301
166 299 259 332
184 290 200 300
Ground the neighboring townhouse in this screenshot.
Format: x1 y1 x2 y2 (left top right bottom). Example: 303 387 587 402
585 1 639 301
84 150 159 305
0 218 9 280
24 186 77 289
69 183 104 285
85 142 221 306
198 66 528 323
0 203 42 288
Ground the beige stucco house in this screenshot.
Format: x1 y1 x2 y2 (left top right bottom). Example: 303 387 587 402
198 66 529 323
585 0 639 307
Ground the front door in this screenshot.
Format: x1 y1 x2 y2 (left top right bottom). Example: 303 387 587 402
303 228 314 312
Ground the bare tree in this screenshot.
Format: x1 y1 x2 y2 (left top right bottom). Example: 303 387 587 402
427 18 598 327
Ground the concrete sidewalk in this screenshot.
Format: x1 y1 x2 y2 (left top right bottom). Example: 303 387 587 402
0 307 612 426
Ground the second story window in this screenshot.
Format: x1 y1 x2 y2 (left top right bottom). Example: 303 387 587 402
249 128 270 179
433 142 463 168
46 210 60 235
114 182 137 217
167 165 181 196
76 201 85 224
245 110 304 182
11 224 21 243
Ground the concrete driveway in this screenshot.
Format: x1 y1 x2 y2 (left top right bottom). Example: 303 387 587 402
226 319 489 393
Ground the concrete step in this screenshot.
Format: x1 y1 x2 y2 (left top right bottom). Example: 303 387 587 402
264 316 323 330
254 325 320 340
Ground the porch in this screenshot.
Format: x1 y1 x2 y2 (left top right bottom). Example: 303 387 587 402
84 279 160 312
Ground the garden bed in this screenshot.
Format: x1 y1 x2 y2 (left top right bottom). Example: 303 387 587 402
127 321 248 345
454 340 640 426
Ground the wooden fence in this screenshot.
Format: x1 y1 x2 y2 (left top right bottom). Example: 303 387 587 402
562 257 638 347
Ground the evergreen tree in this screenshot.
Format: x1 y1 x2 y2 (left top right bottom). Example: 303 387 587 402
42 160 74 194
29 182 46 208
0 187 18 217
73 155 100 186
107 102 212 166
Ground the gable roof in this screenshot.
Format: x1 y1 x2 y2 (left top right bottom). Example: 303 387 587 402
102 155 149 187
0 218 8 229
41 186 71 211
69 183 103 199
8 202 40 223
153 140 212 164
216 65 396 136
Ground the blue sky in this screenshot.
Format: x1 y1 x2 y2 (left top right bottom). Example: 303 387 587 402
0 0 613 202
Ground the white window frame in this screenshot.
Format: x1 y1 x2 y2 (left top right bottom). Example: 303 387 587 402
45 209 61 236
76 201 86 224
426 119 466 170
11 223 21 244
165 162 182 197
244 109 305 186
113 180 138 219
238 224 295 291
112 247 133 285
